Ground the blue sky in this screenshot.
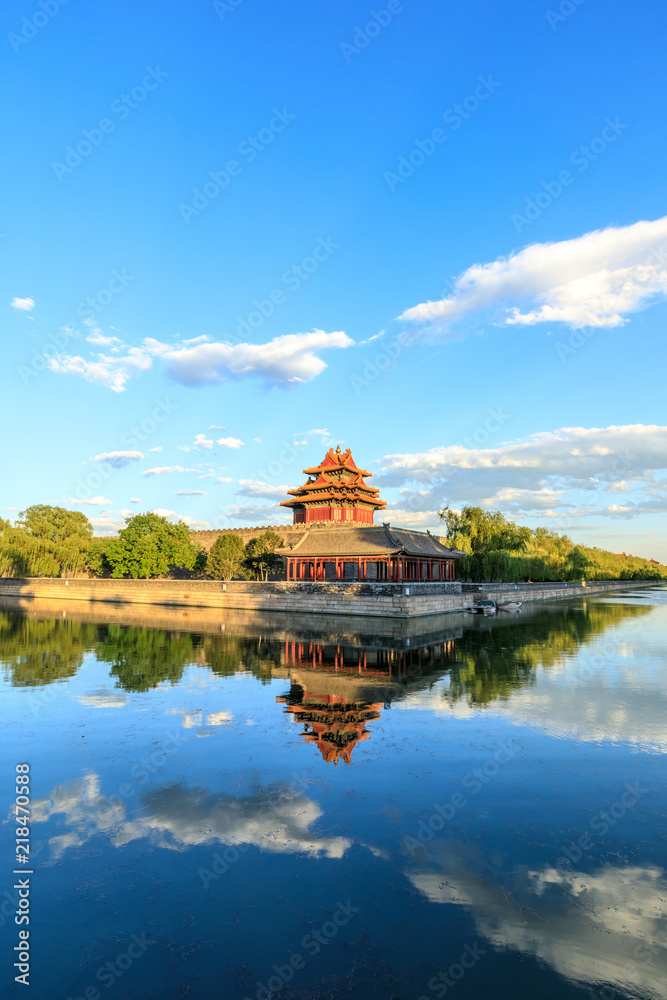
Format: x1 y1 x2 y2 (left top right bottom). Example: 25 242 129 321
2 0 667 559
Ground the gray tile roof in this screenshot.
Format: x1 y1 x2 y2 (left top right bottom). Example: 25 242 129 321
284 524 464 559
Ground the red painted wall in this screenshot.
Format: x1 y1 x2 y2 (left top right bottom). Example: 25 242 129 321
294 507 374 524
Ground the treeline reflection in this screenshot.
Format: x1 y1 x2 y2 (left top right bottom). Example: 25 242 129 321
0 600 651 701
447 602 648 706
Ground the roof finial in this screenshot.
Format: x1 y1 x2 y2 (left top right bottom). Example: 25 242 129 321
336 444 341 454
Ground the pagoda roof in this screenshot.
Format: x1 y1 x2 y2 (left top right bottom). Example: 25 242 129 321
303 445 371 478
281 445 386 511
287 524 465 559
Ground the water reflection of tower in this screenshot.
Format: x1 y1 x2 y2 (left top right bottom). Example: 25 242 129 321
277 637 457 764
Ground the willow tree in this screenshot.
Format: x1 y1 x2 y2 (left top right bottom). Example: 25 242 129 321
4 505 93 577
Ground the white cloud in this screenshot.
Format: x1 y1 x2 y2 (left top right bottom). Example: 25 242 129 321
141 466 196 477
149 446 163 452
167 707 233 729
216 477 234 484
144 329 353 387
226 504 290 524
217 437 244 449
49 329 352 391
89 514 125 533
401 216 667 335
407 843 667 998
49 346 153 392
378 424 667 523
78 689 128 709
253 437 262 443
149 508 210 528
209 424 225 431
238 479 290 500
179 433 214 452
11 297 35 312
30 775 353 860
85 324 122 347
92 450 143 469
174 490 208 496
63 496 112 506
130 497 142 503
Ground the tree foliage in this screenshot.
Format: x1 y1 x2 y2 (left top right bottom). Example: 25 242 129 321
244 530 285 581
439 506 666 583
0 506 93 577
206 533 247 581
106 513 199 579
85 538 114 577
439 505 531 557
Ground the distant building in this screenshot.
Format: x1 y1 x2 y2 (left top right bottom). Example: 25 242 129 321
187 445 465 583
279 446 464 582
280 445 386 524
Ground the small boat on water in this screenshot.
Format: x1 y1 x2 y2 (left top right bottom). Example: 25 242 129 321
497 600 523 612
471 600 497 614
470 599 523 614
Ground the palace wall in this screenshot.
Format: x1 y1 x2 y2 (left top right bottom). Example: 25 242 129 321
0 577 651 619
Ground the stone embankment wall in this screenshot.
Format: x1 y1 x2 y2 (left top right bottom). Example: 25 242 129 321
0 577 653 619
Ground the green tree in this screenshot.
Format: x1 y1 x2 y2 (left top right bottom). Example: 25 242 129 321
86 538 113 577
244 530 285 581
439 505 531 557
2 505 93 577
207 533 247 580
106 513 198 579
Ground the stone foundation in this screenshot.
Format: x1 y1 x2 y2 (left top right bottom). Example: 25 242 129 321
0 577 655 619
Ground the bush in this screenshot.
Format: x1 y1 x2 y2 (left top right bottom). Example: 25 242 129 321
106 513 199 579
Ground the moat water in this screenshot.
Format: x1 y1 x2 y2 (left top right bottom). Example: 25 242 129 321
1 588 666 1000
